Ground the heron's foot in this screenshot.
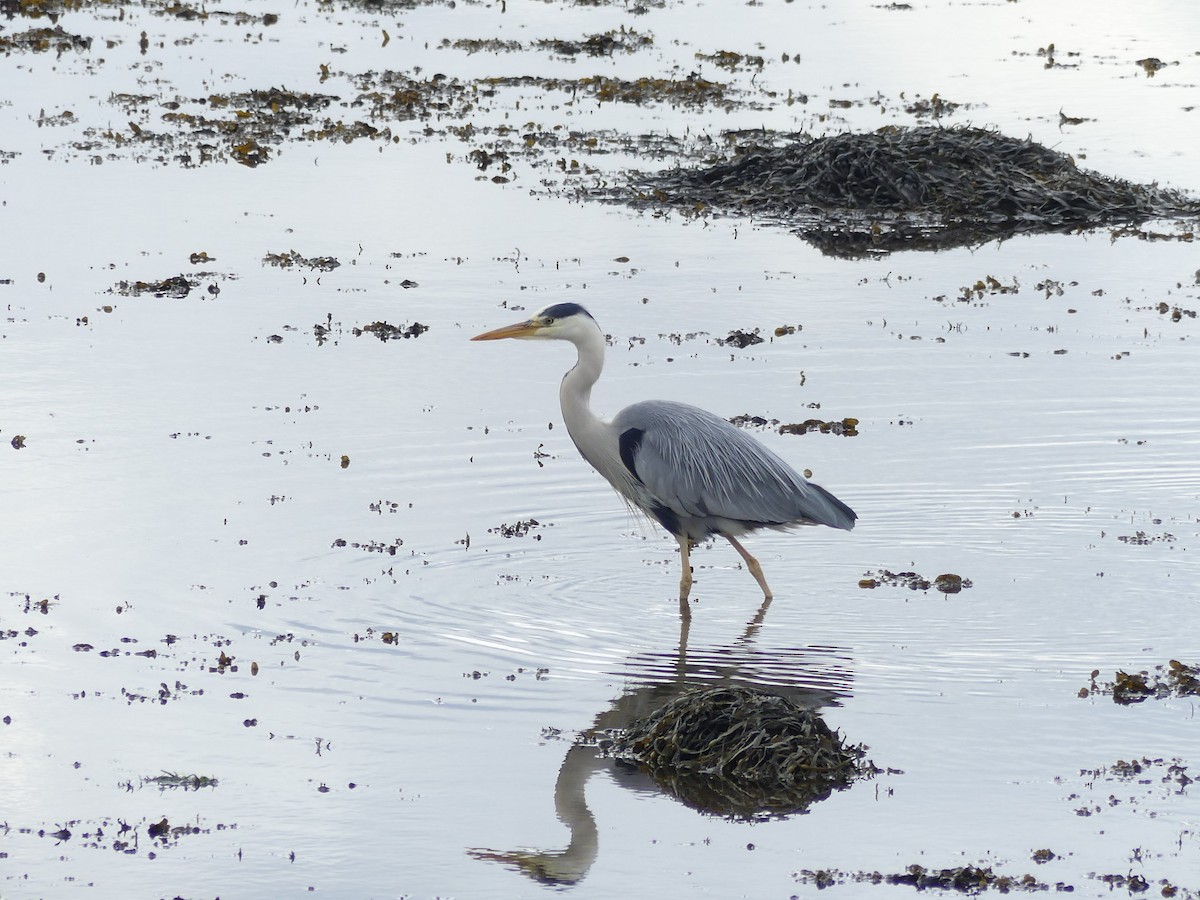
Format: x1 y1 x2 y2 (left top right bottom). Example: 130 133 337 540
746 557 773 600
725 535 773 599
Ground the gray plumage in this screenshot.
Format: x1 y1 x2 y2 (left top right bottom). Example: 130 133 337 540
612 400 856 542
472 302 855 603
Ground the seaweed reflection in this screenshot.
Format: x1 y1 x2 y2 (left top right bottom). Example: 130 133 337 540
469 596 870 886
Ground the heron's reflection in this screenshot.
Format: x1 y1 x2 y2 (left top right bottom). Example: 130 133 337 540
469 596 859 886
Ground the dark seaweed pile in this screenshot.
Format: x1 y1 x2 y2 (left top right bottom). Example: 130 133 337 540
613 685 875 819
623 126 1200 256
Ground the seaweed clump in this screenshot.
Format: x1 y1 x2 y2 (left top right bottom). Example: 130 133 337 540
353 321 429 341
612 685 876 819
729 413 861 438
779 417 860 437
488 518 542 539
858 569 972 594
263 249 341 271
482 73 735 109
1082 659 1200 704
113 274 195 298
88 87 383 167
0 24 91 55
626 126 1200 257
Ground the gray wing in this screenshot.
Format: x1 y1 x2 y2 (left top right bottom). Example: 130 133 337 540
611 400 856 538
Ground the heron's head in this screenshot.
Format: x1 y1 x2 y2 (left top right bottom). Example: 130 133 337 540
471 302 596 343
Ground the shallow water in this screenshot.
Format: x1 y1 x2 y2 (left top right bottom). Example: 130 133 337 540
3 0 1199 897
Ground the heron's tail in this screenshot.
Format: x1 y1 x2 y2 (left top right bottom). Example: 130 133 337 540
806 482 857 531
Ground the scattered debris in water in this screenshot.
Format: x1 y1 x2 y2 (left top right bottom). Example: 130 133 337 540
1115 530 1176 545
1081 660 1200 703
0 24 91 55
1136 57 1175 77
727 414 775 429
802 861 1199 896
481 73 739 110
695 49 765 71
311 314 429 345
143 771 219 790
489 518 544 539
715 329 763 348
1064 754 1194 834
10 813 232 854
101 87 358 167
608 685 879 819
930 573 966 593
345 69 477 124
447 27 653 58
351 627 402 645
728 414 860 437
331 536 406 555
779 417 860 437
858 569 972 594
263 250 341 271
1078 756 1192 790
1154 301 1197 322
439 37 524 54
354 321 430 341
903 92 966 120
616 126 1200 256
959 274 1020 301
113 275 195 298
539 29 653 57
794 863 1056 894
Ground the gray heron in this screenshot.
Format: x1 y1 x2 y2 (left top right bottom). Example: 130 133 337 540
472 302 856 603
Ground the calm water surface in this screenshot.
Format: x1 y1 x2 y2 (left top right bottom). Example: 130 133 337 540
2 0 1198 897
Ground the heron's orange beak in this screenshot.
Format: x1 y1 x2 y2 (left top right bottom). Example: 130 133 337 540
471 319 541 341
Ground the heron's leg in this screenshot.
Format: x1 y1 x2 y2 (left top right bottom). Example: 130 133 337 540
725 535 773 600
677 536 693 603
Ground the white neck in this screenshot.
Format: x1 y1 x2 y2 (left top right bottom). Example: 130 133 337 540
558 322 610 463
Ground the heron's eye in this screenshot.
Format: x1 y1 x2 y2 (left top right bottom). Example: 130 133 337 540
543 317 555 325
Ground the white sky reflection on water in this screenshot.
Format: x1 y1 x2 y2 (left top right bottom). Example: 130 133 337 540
2 0 1199 897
